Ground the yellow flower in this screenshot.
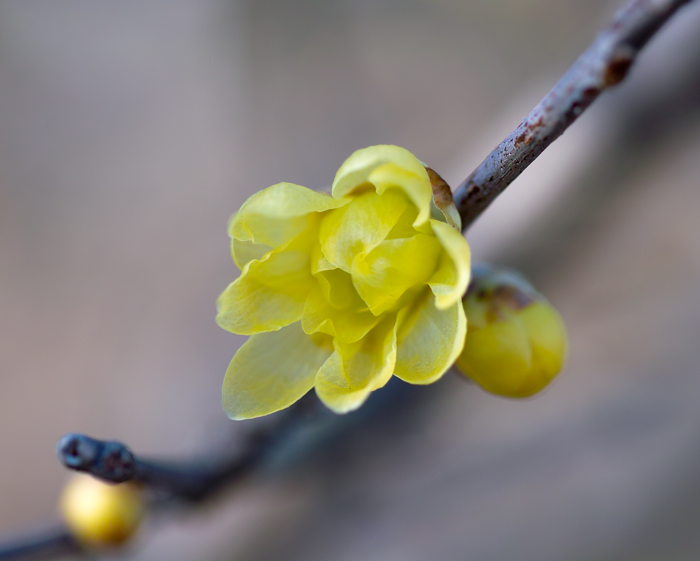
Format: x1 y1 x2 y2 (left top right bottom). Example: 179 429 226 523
217 145 471 419
455 265 567 398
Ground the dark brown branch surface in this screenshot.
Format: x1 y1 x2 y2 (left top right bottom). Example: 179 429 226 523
56 395 320 502
454 0 696 230
0 527 78 561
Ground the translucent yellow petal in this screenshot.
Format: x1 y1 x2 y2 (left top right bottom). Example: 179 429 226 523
319 189 408 272
315 315 398 413
315 352 371 414
332 145 432 227
369 164 432 228
222 322 333 420
310 241 335 274
427 219 471 310
302 287 381 344
216 237 315 335
313 268 367 311
385 203 419 240
351 234 442 315
229 183 345 268
231 238 272 269
394 289 467 385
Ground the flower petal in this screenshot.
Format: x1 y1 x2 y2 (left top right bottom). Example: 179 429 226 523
230 238 272 268
332 145 432 227
351 233 442 315
310 241 335 274
385 203 420 240
427 219 471 310
315 315 398 413
216 235 315 335
222 322 333 420
394 289 467 385
302 286 381 344
319 189 408 272
312 267 365 311
229 183 345 268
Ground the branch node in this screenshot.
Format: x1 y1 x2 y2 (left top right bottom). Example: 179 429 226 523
57 434 137 483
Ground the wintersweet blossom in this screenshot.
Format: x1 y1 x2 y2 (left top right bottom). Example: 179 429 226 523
216 145 471 419
455 265 567 397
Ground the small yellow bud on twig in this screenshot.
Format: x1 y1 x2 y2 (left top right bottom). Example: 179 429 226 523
60 474 144 548
456 265 568 398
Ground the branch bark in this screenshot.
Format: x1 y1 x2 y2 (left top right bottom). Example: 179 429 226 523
55 395 320 502
455 0 696 230
0 527 78 561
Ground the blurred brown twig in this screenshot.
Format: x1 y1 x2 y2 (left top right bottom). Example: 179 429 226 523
454 0 695 230
55 395 321 502
0 527 78 561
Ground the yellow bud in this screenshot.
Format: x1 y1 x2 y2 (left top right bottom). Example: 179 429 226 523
60 474 144 548
456 265 567 397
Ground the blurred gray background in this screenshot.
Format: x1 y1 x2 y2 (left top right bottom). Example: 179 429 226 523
2 1 700 560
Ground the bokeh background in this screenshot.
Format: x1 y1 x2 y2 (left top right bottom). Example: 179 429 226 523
2 1 700 560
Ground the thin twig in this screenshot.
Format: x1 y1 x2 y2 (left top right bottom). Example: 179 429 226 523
0 527 79 560
56 395 321 502
454 0 696 230
0 398 321 560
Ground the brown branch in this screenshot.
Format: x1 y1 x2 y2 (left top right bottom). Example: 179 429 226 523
0 526 78 560
455 0 696 230
56 394 321 502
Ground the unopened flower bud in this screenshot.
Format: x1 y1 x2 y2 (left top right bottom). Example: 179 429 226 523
60 474 144 548
456 264 567 397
